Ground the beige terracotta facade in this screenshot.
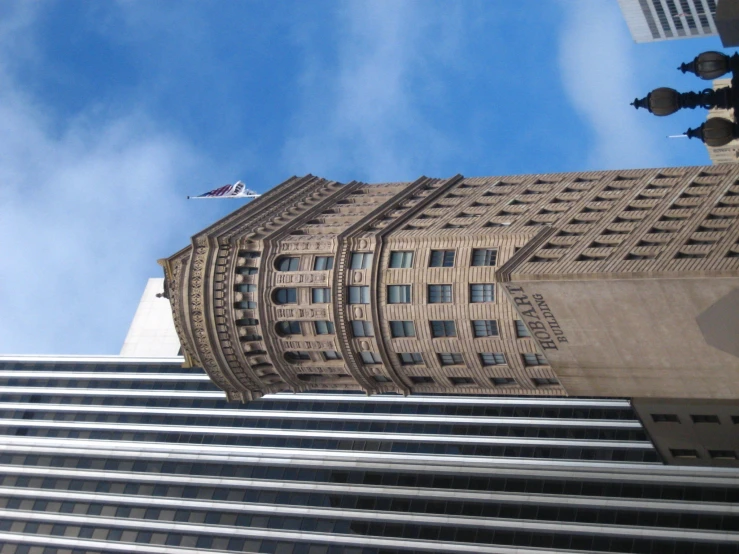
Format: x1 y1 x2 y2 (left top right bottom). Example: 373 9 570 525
161 165 739 401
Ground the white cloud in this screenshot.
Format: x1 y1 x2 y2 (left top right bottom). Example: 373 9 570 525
557 0 671 169
284 1 466 183
0 5 207 354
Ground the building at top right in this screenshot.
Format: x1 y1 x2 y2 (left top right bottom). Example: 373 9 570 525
618 0 719 42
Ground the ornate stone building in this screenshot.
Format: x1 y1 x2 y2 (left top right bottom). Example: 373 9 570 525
161 166 739 401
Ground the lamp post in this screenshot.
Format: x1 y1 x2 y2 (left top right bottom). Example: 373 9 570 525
632 51 739 147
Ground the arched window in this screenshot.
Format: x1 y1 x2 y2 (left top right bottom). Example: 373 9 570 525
276 321 302 336
272 288 297 305
284 351 311 363
275 257 300 271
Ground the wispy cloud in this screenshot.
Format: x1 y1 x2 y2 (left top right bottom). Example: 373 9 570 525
557 0 672 169
0 5 208 354
284 1 466 183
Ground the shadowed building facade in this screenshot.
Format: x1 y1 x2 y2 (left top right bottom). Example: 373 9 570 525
3 355 739 553
161 166 739 401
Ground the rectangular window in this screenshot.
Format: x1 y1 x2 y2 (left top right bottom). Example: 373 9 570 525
323 351 342 361
274 288 297 304
691 414 720 424
670 448 699 459
276 321 301 335
515 320 531 338
531 377 559 387
480 353 506 366
348 286 370 304
491 377 516 386
429 250 455 267
709 450 737 460
390 321 415 337
428 284 452 303
472 320 499 337
389 251 414 268
522 353 547 366
351 321 374 337
314 256 334 271
430 320 456 337
314 321 335 335
350 252 373 270
410 376 434 384
388 285 411 304
399 353 423 365
438 353 463 366
470 284 495 302
311 288 331 303
361 352 383 364
449 376 474 386
277 257 300 271
651 414 680 423
372 374 390 382
471 248 498 266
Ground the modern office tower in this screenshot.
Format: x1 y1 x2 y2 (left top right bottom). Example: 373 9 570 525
160 165 739 401
617 0 718 42
2 355 739 553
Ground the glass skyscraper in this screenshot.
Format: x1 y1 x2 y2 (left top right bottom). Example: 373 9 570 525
1 355 738 554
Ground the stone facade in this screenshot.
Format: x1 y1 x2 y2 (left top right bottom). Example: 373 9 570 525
161 165 739 400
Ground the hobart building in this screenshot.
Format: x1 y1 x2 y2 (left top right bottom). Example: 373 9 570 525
160 165 739 401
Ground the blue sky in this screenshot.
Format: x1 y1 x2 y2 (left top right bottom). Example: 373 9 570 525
0 0 727 355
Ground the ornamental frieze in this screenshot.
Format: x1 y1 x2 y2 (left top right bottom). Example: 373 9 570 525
275 308 328 319
283 340 336 350
278 240 334 252
275 272 328 285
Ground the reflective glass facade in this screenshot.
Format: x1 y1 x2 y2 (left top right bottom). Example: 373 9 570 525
1 356 738 554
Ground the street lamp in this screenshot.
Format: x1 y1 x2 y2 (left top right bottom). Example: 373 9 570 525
632 51 739 147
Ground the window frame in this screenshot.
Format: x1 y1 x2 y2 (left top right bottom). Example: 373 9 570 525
387 285 412 304
348 286 370 304
350 252 374 270
322 351 342 361
438 353 464 366
427 284 452 303
276 321 301 336
360 352 383 364
515 320 531 338
471 248 498 267
430 320 456 338
480 353 506 366
313 256 334 271
522 353 547 366
472 320 499 337
389 321 416 338
314 321 335 335
398 353 423 365
273 288 297 305
276 257 300 272
389 251 414 269
470 284 495 303
311 288 331 304
351 320 375 338
429 250 455 267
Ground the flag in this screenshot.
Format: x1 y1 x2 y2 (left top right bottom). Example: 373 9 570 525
187 181 260 199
